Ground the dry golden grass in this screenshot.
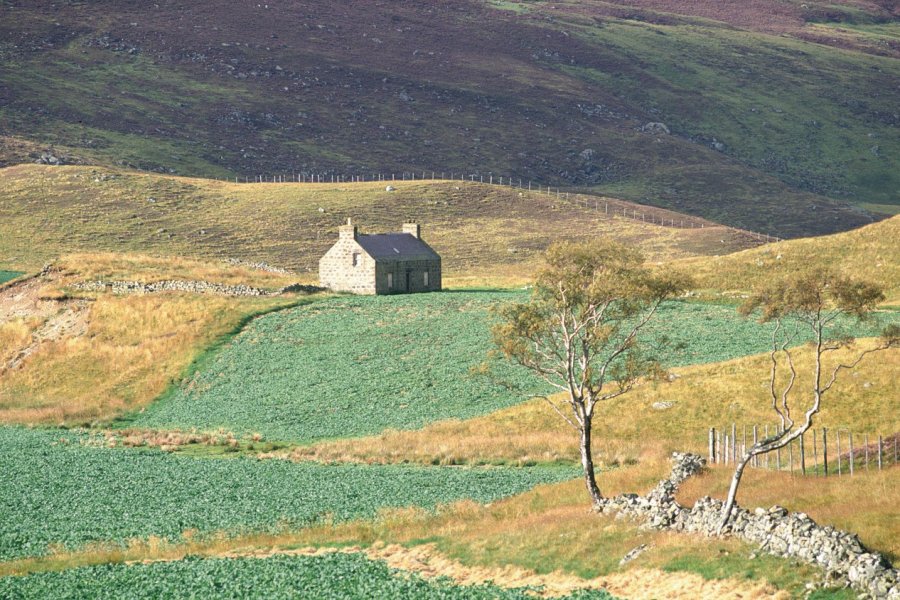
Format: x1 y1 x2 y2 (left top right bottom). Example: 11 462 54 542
290 343 899 566
53 252 306 289
0 293 295 425
0 252 314 425
0 164 758 277
676 215 900 303
679 464 900 564
295 342 900 467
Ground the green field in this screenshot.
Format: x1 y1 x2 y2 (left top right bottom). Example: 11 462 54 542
0 271 23 285
131 292 895 443
0 552 615 599
0 427 577 561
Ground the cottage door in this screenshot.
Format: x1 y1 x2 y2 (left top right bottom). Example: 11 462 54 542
405 270 411 292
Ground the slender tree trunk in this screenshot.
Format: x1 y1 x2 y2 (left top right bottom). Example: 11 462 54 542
579 417 603 509
718 450 755 533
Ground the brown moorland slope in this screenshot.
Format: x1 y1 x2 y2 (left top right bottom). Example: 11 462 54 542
0 165 761 277
1 0 895 235
678 214 900 302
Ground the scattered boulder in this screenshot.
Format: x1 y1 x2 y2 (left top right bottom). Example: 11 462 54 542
619 544 650 566
36 151 62 166
640 122 670 135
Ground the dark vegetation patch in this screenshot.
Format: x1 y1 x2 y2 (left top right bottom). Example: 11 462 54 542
0 1 895 236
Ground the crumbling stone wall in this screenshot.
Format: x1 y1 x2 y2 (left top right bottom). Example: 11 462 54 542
73 280 317 297
600 453 899 598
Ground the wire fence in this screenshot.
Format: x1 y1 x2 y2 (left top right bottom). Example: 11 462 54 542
708 424 899 476
215 169 782 244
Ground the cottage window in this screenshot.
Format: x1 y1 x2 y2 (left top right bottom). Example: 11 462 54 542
424 271 429 286
387 273 393 289
352 252 360 267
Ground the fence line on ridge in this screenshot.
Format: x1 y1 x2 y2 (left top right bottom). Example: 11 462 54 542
215 169 782 244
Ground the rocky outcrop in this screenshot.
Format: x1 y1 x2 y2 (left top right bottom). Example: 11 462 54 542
600 453 899 598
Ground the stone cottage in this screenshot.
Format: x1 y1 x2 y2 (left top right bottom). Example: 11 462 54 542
319 219 442 295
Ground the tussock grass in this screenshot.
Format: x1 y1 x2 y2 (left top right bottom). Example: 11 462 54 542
677 215 900 302
53 252 302 289
0 253 312 425
678 465 900 564
297 342 900 467
0 165 757 275
0 294 296 425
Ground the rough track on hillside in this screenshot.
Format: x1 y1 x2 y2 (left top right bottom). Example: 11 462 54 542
122 542 785 600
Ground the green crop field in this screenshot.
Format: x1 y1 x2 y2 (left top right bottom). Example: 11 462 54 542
0 271 23 285
0 427 577 561
0 552 616 599
131 292 895 443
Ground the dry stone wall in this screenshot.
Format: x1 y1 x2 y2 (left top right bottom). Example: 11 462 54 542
600 453 899 598
73 280 318 297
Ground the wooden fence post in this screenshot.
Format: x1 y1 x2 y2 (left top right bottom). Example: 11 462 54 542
789 438 794 474
765 425 770 469
823 428 828 476
799 432 806 475
849 432 854 476
776 428 782 470
709 428 716 464
878 435 883 470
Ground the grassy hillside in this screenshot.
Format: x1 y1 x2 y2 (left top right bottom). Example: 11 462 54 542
126 293 892 442
299 343 900 468
678 215 900 302
0 165 759 276
297 342 900 564
1 1 895 235
0 254 307 425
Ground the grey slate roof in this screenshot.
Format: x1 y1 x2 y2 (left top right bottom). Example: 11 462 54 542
356 233 440 262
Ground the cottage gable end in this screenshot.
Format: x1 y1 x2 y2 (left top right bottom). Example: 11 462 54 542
318 220 442 295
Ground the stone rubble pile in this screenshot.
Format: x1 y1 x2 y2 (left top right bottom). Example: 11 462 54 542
599 453 899 598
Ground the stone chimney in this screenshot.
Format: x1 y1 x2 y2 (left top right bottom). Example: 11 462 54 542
402 221 421 239
339 218 358 240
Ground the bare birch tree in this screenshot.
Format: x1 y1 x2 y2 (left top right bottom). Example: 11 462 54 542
718 268 899 532
492 240 689 509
